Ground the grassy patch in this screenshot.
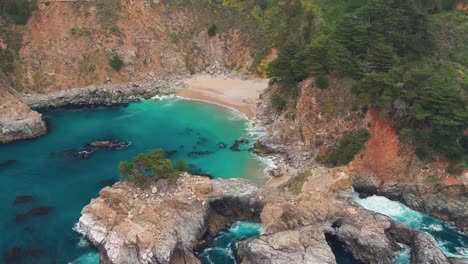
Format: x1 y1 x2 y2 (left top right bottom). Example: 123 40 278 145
288 172 310 195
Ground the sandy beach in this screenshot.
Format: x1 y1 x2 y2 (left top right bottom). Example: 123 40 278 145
177 74 269 119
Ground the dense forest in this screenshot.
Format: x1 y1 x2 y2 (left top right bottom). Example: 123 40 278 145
261 0 467 167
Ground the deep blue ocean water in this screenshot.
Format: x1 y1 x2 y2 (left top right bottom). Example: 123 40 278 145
0 98 268 264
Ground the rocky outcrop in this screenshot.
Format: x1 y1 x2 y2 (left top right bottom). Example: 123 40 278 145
78 175 273 264
238 225 336 264
78 167 453 264
0 95 46 144
387 220 450 264
24 81 178 109
256 77 467 233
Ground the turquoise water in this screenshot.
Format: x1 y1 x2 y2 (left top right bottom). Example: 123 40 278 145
355 194 468 261
198 221 263 264
0 98 268 264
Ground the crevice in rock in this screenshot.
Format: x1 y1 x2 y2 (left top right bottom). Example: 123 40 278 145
324 233 367 264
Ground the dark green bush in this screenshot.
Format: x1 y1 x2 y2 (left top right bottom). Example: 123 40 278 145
317 129 371 167
109 53 123 71
208 25 217 36
415 147 432 164
445 163 463 175
315 75 329 89
0 0 37 25
271 94 288 112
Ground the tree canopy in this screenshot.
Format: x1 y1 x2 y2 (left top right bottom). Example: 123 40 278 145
119 149 188 188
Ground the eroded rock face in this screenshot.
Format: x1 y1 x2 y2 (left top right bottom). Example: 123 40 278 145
78 176 269 264
349 108 468 232
0 95 46 144
79 170 452 264
238 226 336 264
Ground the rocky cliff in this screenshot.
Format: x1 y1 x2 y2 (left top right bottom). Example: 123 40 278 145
12 0 262 93
256 78 468 232
78 170 451 264
0 94 46 143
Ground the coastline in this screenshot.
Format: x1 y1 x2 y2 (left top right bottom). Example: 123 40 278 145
176 74 269 119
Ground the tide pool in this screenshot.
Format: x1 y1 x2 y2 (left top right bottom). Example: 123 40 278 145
354 194 468 260
0 98 268 263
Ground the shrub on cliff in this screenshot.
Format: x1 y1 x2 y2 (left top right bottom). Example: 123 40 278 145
317 129 371 167
315 75 329 90
119 149 186 189
109 53 123 71
208 25 217 36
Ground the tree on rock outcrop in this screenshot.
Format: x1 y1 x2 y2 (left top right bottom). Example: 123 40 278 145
119 149 186 188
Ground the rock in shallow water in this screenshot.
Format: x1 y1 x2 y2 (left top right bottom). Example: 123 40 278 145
87 140 132 150
13 195 38 205
0 159 16 169
15 206 55 222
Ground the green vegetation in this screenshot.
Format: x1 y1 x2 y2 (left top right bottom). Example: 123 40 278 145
109 53 123 71
0 0 37 25
119 149 187 189
208 24 217 36
315 75 329 89
288 171 310 194
265 0 466 163
317 129 370 167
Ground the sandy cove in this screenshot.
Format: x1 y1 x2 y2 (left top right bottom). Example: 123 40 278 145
177 74 269 119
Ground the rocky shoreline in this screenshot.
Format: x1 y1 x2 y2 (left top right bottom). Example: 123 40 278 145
78 170 452 264
23 80 181 109
0 80 182 144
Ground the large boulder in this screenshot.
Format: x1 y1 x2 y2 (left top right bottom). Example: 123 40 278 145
0 95 46 144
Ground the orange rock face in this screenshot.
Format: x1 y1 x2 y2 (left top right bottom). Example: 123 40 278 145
348 108 414 182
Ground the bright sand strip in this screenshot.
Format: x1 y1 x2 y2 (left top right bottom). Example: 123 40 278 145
177 74 269 119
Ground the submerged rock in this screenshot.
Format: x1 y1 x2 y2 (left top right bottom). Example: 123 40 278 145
164 150 178 157
15 206 55 222
53 149 94 160
3 246 44 263
187 150 213 157
0 159 16 169
13 195 38 205
87 140 132 150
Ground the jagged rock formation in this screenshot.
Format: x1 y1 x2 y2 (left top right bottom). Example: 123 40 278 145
78 176 273 264
0 94 46 143
78 169 451 264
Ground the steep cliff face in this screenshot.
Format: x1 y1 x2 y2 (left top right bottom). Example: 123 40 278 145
13 0 258 93
349 108 468 231
258 78 467 231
